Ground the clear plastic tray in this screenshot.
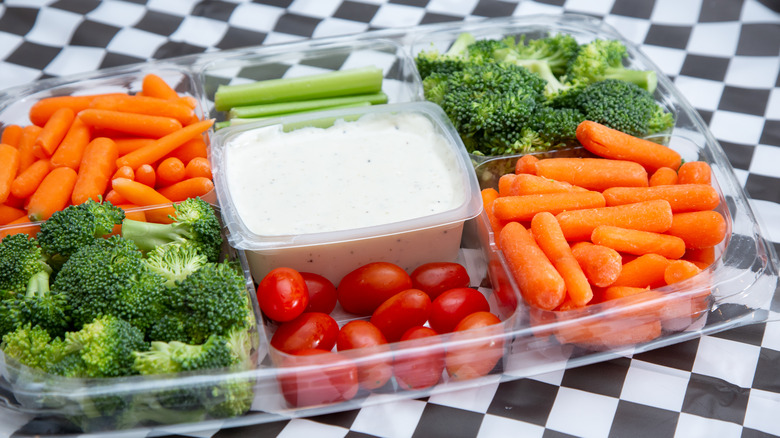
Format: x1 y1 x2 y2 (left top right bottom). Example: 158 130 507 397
0 13 777 437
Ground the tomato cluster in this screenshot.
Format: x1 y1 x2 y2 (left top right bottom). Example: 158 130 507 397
257 261 505 408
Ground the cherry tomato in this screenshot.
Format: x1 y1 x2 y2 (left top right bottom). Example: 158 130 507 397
429 288 490 334
411 262 471 300
445 311 504 381
337 262 412 316
278 348 359 408
270 312 339 354
301 272 337 314
257 267 309 322
336 320 392 390
370 289 431 343
394 326 444 390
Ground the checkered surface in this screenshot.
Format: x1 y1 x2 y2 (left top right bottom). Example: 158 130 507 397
1 0 779 437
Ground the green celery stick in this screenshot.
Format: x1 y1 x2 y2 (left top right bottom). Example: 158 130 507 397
228 92 388 119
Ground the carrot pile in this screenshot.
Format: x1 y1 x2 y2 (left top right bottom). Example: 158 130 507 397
0 73 215 230
484 120 725 347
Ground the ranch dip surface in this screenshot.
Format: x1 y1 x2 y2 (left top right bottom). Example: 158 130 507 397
225 111 466 237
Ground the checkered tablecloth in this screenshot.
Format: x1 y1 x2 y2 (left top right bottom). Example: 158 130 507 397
1 1 779 437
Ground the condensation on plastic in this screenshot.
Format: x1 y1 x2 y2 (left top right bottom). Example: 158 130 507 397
0 13 777 437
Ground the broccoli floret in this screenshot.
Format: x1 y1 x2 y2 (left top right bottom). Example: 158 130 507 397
133 335 235 375
142 242 209 288
508 34 580 76
0 233 52 300
414 32 476 79
1 323 66 371
37 199 125 269
52 235 167 334
0 269 70 340
121 197 223 263
564 39 657 93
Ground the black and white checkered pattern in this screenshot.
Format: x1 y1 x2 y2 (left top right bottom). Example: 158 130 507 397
1 0 779 437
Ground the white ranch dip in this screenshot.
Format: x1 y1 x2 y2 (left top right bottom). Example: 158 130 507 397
225 111 466 237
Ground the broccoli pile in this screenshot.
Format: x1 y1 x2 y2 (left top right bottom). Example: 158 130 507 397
415 32 675 155
0 197 256 429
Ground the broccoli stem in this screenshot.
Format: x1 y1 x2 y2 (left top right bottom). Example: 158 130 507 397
121 219 186 252
25 268 51 298
227 92 387 119
446 32 476 57
214 66 385 111
604 68 657 94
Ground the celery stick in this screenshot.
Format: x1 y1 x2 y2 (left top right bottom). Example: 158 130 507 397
228 92 388 119
214 66 384 111
216 101 374 130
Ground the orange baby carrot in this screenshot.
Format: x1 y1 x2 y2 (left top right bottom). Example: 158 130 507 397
141 73 179 100
17 125 43 172
112 165 135 181
664 259 701 285
498 173 517 197
116 119 213 170
666 210 727 249
570 241 622 288
0 144 20 204
116 203 146 222
0 215 38 240
114 138 155 156
49 116 91 170
34 107 75 158
508 173 588 196
535 157 648 191
1 124 23 148
111 178 174 223
72 137 119 205
104 189 127 206
165 136 208 165
135 164 156 187
78 108 183 138
27 166 78 221
481 188 504 237
498 221 566 310
157 177 214 202
611 253 670 289
602 285 651 301
156 157 186 187
576 120 682 172
684 246 716 268
89 94 194 125
0 204 25 225
591 225 686 259
515 154 539 175
555 199 673 241
28 93 124 127
602 184 720 213
677 161 711 185
11 158 51 199
531 212 593 307
649 167 678 186
184 156 212 180
492 191 606 222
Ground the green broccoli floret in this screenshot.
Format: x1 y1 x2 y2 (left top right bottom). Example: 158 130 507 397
37 199 125 269
0 269 70 340
490 34 580 96
142 242 209 288
414 32 476 80
51 235 167 334
564 39 657 93
121 197 223 263
0 233 52 300
133 335 234 375
1 323 66 371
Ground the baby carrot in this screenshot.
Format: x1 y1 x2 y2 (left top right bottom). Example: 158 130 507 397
157 177 214 202
576 120 682 172
165 136 208 165
555 199 673 241
104 189 127 206
184 156 212 180
0 215 38 240
591 225 686 259
535 157 648 191
0 204 25 225
72 137 118 205
481 188 504 237
498 173 517 197
114 138 155 156
17 125 43 172
602 184 720 212
649 167 678 186
112 165 135 181
492 191 606 222
531 212 593 307
135 164 156 187
684 246 716 268
508 173 588 196
78 108 183 138
11 158 51 199
111 178 174 223
49 116 91 170
34 107 75 158
498 221 566 310
28 93 124 127
611 253 670 289
141 73 179 100
27 166 78 221
677 161 711 185
156 157 185 187
1 124 23 147
116 119 214 170
0 144 20 204
570 241 622 288
666 210 727 249
89 94 194 125
116 203 146 222
602 286 651 301
515 154 539 175
664 260 702 285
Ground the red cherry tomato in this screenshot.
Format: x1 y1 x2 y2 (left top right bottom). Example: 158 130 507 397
411 262 470 300
336 320 393 390
257 267 309 322
337 262 412 316
394 326 444 390
278 348 359 408
370 289 431 343
301 272 338 314
429 288 490 334
270 312 339 354
445 311 504 381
